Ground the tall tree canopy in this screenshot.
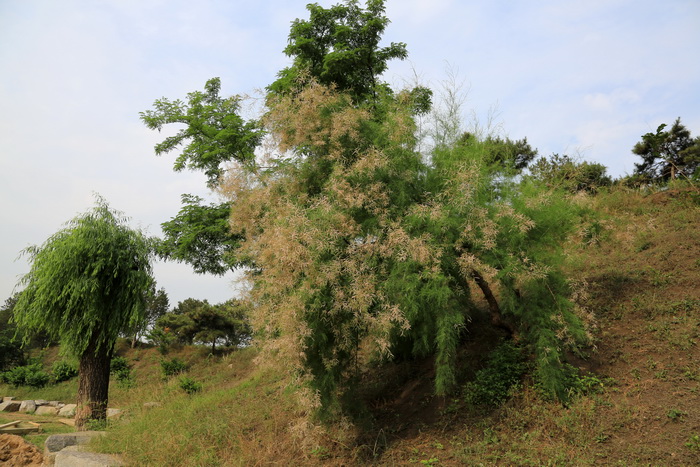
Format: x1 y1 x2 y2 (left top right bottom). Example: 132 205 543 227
12 197 155 429
632 117 700 181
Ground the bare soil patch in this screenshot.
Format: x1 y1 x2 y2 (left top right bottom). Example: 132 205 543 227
0 434 43 467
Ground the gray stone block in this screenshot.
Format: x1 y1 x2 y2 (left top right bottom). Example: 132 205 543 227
35 405 60 416
44 431 108 465
58 403 77 417
19 400 36 413
54 450 124 467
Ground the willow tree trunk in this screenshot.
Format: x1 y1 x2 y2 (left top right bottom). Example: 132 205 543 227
75 334 113 431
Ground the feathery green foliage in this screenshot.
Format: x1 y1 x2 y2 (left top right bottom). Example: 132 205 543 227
144 0 594 417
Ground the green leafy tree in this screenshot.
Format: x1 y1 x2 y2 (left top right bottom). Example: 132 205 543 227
632 117 700 181
140 77 263 187
129 285 169 347
154 298 250 351
0 294 25 371
157 194 242 275
140 77 262 274
156 304 201 346
528 153 612 193
12 198 154 429
268 0 408 102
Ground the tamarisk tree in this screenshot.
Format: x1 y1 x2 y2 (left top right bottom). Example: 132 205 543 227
145 0 593 416
13 198 154 429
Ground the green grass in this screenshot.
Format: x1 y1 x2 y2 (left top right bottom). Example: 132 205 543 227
2 186 699 465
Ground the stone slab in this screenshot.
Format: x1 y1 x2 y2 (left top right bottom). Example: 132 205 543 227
58 404 77 417
0 400 21 412
44 431 107 465
106 408 122 419
54 450 124 467
19 400 36 413
35 405 60 416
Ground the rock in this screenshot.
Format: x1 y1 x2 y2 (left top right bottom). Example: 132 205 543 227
106 408 122 419
0 401 21 412
48 401 61 407
35 406 60 416
2 397 14 402
54 450 124 466
19 400 37 413
58 404 77 417
43 431 106 465
35 399 49 406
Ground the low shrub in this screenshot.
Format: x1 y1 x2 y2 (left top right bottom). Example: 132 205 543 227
110 356 131 374
179 376 202 395
161 357 188 379
1 363 51 388
463 341 527 407
110 356 135 388
52 360 78 383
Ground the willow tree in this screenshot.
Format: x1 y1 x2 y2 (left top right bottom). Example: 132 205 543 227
13 198 154 429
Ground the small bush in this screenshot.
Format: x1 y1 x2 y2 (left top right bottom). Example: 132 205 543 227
109 356 135 388
161 357 188 379
109 355 135 388
1 363 50 388
116 369 136 389
110 356 131 374
52 360 78 383
179 376 202 395
464 341 527 407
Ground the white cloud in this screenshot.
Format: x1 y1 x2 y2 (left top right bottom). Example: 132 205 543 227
584 88 641 112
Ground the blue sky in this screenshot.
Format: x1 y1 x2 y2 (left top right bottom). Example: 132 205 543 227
1 0 698 307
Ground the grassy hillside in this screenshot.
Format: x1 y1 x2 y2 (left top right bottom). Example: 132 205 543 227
3 186 699 466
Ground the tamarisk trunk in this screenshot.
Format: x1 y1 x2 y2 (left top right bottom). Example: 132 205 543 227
469 269 518 339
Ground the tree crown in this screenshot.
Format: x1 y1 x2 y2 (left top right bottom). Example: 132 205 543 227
13 197 155 357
